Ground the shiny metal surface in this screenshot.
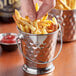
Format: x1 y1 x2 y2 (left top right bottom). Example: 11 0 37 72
23 63 55 75
16 25 62 74
49 9 76 42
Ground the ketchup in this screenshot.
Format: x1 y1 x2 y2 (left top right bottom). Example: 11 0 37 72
1 35 16 44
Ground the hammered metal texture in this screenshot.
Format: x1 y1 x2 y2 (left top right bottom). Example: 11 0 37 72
18 29 58 69
49 9 76 42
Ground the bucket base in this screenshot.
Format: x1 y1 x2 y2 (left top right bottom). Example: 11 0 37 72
23 63 55 75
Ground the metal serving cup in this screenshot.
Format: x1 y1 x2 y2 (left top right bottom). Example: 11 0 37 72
49 9 76 42
16 24 62 75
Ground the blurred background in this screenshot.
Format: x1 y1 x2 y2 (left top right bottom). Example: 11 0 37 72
0 0 76 76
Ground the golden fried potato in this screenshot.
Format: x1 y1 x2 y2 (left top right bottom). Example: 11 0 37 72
13 3 58 34
55 0 76 10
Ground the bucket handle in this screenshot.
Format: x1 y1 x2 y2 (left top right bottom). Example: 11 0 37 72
16 27 62 64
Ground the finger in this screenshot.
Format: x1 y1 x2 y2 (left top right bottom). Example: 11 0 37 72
21 0 36 21
37 0 56 19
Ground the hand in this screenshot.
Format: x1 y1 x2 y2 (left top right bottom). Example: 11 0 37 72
37 0 56 19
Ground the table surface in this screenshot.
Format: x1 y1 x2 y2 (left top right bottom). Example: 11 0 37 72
0 23 76 76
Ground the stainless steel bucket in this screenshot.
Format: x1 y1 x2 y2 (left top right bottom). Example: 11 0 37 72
16 24 62 75
49 9 76 42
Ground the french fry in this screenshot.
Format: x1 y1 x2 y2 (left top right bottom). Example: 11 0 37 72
42 26 48 34
38 23 51 27
25 16 29 19
62 0 66 4
14 10 36 32
18 18 36 32
34 20 38 29
41 13 48 21
34 29 41 34
42 29 48 34
25 25 30 33
39 20 53 24
66 0 69 6
52 17 58 25
74 0 76 9
15 9 21 20
55 1 64 10
56 0 76 10
56 0 71 10
68 0 72 8
15 10 36 32
47 30 53 33
34 21 40 34
60 0 71 10
71 0 76 9
57 4 67 10
15 10 29 22
13 15 21 29
20 24 25 32
35 3 39 12
13 3 58 34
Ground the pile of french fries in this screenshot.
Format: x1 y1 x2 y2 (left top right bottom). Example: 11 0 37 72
13 3 58 34
55 0 76 10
